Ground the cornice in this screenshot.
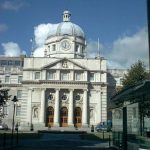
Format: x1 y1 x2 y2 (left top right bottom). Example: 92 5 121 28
0 83 22 87
22 80 89 85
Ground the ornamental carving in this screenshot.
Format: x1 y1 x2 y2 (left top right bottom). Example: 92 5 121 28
62 61 68 68
48 93 55 105
32 104 40 119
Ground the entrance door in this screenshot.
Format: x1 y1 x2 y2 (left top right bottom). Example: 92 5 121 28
47 106 54 127
74 107 82 128
60 107 68 127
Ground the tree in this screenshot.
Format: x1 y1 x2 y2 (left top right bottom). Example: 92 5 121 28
122 60 150 87
122 60 150 136
0 89 10 124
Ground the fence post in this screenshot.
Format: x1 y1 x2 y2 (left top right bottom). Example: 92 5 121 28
3 133 6 148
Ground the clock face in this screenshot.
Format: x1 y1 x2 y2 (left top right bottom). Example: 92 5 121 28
61 40 71 50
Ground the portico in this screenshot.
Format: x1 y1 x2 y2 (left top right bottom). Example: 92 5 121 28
41 88 88 128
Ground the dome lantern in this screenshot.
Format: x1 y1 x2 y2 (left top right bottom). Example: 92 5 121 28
63 10 71 22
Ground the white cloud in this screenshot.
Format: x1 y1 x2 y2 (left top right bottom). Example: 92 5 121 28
0 0 25 11
33 23 58 57
33 46 44 57
1 42 25 56
86 27 148 69
86 40 104 58
106 27 149 69
0 24 8 32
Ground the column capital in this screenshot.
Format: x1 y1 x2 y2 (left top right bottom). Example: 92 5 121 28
70 89 74 92
28 88 34 92
41 88 46 91
55 88 60 91
83 89 88 92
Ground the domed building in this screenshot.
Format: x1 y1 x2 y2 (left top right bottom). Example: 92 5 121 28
0 11 107 131
44 11 86 59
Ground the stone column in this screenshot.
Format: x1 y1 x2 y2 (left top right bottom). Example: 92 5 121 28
54 89 60 127
39 88 46 123
68 89 74 127
82 89 88 127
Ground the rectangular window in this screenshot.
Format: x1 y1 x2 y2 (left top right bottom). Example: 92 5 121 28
15 61 21 66
18 76 23 83
47 71 55 80
17 90 22 98
52 44 56 51
75 72 83 81
8 60 14 65
3 106 7 115
16 106 21 116
61 71 69 80
35 72 40 80
1 60 8 66
5 76 10 83
90 73 94 81
75 45 79 52
5 67 11 72
48 45 50 52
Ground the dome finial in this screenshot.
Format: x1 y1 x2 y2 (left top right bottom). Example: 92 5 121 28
63 10 71 22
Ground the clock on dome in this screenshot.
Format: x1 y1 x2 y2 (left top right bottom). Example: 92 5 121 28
61 40 71 50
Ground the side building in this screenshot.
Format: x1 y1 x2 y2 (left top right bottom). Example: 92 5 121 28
0 56 24 127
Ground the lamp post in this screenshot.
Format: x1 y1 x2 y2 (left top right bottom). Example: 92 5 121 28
11 96 18 146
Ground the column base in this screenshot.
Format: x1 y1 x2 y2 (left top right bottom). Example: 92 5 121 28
68 124 74 128
82 124 89 128
54 122 60 127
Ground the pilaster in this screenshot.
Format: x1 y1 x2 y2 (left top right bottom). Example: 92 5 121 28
39 88 46 123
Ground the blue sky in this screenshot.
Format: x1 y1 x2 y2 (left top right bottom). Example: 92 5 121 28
0 0 148 68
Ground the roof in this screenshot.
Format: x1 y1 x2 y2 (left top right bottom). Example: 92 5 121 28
111 80 150 104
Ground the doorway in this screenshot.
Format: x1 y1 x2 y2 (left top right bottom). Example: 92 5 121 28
60 107 68 127
47 106 54 127
74 107 82 128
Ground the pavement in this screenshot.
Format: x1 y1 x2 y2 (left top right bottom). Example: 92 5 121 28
14 133 116 150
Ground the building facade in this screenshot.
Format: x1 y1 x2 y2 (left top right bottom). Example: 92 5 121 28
0 11 108 130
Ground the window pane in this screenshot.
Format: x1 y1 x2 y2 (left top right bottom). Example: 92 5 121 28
90 73 94 81
5 67 11 72
61 73 68 80
17 90 22 98
35 72 40 79
5 76 10 83
52 44 56 51
15 61 20 66
76 45 79 52
18 76 23 83
8 60 14 65
16 106 21 116
75 72 82 81
47 71 55 80
3 106 7 115
1 60 8 66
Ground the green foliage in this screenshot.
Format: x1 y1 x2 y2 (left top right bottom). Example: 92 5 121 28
0 89 11 123
122 60 150 87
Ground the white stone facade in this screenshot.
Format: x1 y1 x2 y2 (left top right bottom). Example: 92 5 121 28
20 57 107 129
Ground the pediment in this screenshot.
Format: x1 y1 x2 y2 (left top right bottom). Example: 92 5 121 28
41 58 88 70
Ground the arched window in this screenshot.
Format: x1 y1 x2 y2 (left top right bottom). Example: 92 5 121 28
48 106 54 116
61 107 68 116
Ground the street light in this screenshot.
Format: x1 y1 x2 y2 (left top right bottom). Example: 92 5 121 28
11 96 18 146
